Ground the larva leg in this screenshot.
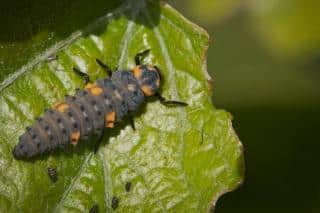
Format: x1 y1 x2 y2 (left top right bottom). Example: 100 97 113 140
154 92 188 107
73 67 91 85
128 113 135 131
135 49 150 65
95 59 113 77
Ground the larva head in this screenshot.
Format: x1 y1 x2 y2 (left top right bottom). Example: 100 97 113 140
131 65 161 96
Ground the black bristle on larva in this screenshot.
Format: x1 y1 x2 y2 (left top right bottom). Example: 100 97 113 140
12 52 170 160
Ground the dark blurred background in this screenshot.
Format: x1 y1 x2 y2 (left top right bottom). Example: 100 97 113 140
172 0 320 212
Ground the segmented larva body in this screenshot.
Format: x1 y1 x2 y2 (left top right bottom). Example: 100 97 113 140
13 65 161 159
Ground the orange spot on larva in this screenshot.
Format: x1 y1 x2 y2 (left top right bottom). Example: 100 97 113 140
85 83 103 96
84 83 94 89
132 66 142 79
53 102 62 108
141 85 153 96
105 111 116 128
90 86 103 96
71 131 80 145
54 102 69 113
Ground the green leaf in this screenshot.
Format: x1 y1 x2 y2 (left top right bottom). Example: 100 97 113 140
0 0 244 212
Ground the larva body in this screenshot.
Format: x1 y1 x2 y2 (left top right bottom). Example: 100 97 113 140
13 65 161 159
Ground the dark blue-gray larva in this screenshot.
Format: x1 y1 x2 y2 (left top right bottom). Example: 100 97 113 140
13 50 187 159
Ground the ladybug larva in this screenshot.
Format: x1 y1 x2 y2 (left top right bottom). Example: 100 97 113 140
12 50 187 159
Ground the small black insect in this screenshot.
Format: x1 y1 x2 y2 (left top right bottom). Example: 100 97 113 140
89 204 99 213
47 54 58 62
111 196 119 210
12 49 187 159
125 182 132 192
47 167 57 183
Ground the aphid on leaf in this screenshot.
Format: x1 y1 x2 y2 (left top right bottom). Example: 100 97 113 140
47 54 58 62
125 181 132 192
89 204 99 213
47 167 58 183
12 50 187 160
111 196 119 210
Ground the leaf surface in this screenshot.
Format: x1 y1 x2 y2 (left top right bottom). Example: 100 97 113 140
0 0 244 212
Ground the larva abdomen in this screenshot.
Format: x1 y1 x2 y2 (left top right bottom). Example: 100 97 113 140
13 64 166 159
12 70 148 159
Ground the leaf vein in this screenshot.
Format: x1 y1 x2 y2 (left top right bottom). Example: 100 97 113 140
117 20 135 68
53 153 93 212
145 7 201 207
98 151 113 212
